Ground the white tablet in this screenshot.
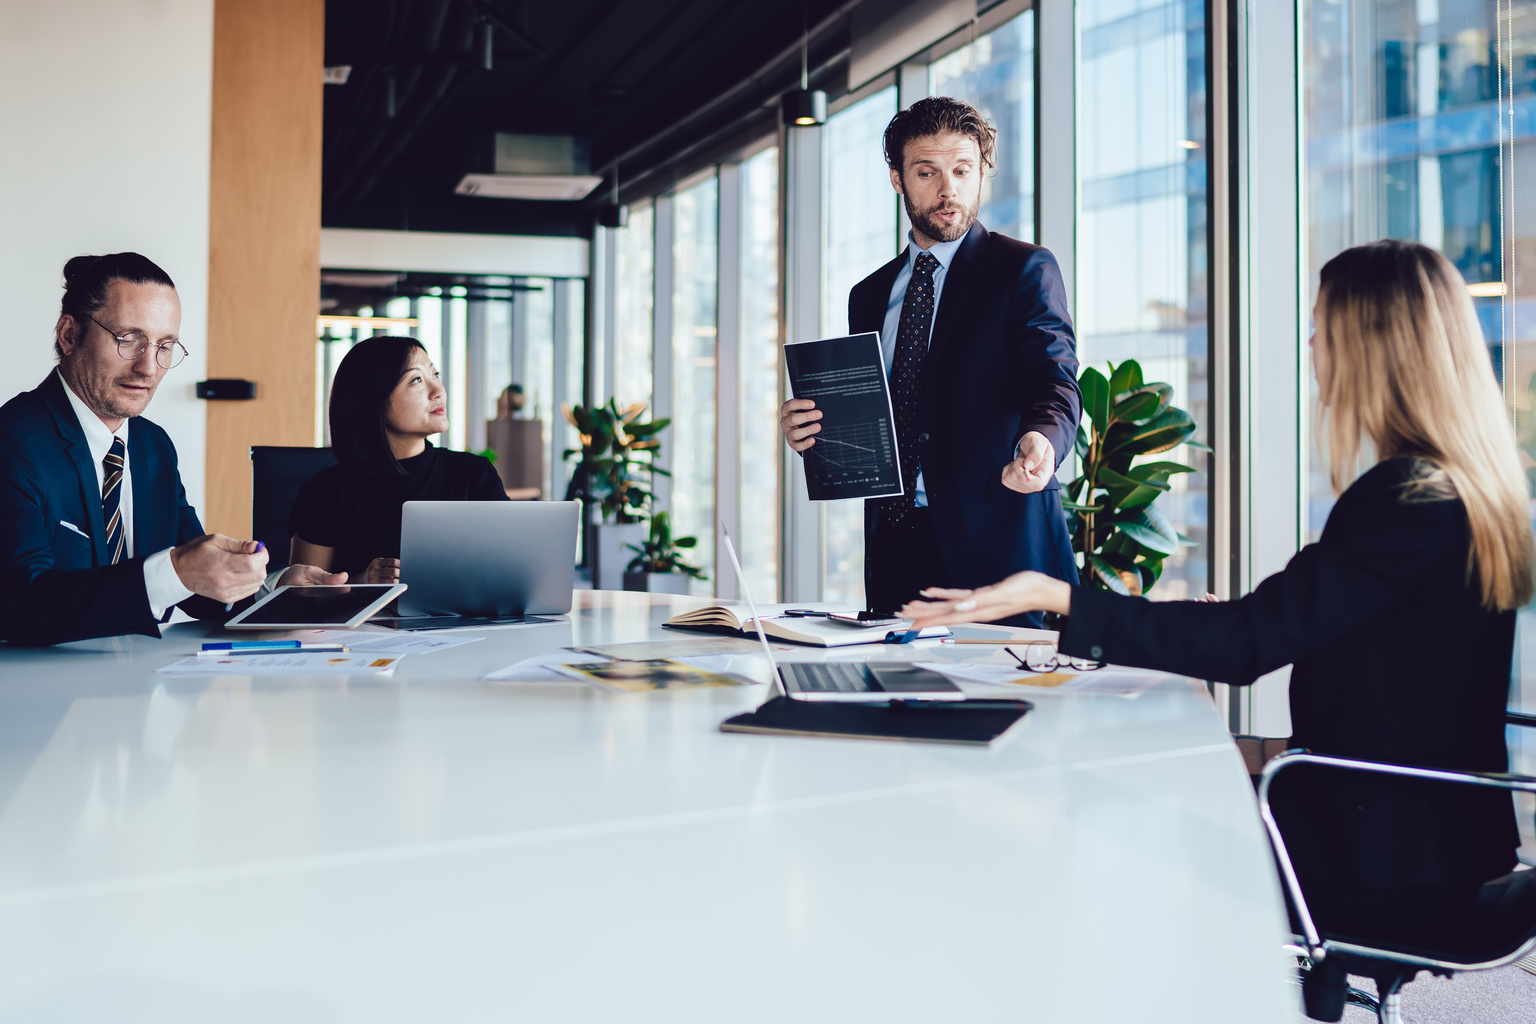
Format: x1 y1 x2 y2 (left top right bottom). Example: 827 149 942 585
224 584 407 630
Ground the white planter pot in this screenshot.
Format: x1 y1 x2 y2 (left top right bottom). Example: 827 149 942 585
590 522 646 592
623 571 694 595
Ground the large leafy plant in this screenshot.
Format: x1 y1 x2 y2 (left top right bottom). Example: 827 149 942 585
624 512 706 579
1064 359 1209 595
562 399 670 523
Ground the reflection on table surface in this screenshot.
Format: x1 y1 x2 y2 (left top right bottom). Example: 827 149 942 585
0 590 1292 1023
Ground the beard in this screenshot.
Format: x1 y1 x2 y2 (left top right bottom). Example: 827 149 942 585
903 188 980 243
65 357 160 422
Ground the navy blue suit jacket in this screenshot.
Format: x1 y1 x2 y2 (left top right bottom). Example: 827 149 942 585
850 223 1082 593
0 373 210 646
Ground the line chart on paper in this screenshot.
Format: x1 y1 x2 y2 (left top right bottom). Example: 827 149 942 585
808 421 892 474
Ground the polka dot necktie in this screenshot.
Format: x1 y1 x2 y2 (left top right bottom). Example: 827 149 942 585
102 436 126 565
883 250 940 522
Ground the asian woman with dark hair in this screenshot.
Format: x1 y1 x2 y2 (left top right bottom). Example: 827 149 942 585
288 336 507 582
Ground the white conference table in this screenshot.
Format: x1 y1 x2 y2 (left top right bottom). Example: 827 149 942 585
0 591 1293 1022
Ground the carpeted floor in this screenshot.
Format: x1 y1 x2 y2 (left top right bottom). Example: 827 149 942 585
1292 963 1536 1023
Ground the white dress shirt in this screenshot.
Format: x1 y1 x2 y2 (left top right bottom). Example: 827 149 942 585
57 370 192 617
878 231 965 507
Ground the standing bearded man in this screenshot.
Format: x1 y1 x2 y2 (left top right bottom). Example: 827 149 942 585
779 96 1081 624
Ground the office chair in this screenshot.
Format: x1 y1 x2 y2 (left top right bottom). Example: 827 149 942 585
1258 751 1536 1023
250 446 338 569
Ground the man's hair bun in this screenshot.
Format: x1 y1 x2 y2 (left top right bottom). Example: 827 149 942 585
56 253 174 358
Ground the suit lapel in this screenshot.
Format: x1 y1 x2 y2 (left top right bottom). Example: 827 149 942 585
37 373 109 565
925 222 989 372
128 424 157 556
852 250 909 336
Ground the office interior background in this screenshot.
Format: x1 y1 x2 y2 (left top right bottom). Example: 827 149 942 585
1 0 1532 741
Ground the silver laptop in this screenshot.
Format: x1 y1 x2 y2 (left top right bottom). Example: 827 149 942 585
398 501 578 618
720 528 963 702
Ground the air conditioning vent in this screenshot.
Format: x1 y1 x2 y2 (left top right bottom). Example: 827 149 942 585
455 173 602 201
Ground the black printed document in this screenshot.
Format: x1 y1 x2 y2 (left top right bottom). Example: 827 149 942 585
784 332 903 501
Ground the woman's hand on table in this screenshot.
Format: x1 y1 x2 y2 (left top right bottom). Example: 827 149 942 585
277 564 348 587
899 571 1072 629
360 557 401 584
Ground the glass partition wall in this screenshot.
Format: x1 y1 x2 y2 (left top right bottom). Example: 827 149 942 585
739 146 783 600
930 10 1036 242
1076 0 1211 600
1303 0 1535 540
820 87 899 607
671 178 721 589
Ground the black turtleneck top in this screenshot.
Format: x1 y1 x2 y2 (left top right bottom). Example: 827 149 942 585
288 442 509 577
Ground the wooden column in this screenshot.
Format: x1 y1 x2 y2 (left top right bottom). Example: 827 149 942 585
205 0 323 536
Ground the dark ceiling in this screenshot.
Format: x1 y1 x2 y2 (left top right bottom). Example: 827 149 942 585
322 0 857 238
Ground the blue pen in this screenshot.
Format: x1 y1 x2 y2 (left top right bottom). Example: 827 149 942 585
202 638 298 652
225 541 267 613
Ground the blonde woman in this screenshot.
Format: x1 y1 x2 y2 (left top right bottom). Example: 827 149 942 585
904 240 1535 947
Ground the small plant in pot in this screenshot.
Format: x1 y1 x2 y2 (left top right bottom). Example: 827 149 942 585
1063 358 1208 597
623 512 706 596
562 399 670 589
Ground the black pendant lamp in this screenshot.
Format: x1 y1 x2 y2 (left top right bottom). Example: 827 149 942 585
598 169 628 229
781 2 825 127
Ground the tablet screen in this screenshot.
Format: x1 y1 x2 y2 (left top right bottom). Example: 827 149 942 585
237 585 400 626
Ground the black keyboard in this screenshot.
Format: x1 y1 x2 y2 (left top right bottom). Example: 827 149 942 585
787 663 873 693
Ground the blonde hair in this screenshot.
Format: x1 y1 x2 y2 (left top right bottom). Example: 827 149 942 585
1316 240 1535 610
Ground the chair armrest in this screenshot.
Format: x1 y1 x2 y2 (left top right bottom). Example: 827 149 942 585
1255 750 1536 958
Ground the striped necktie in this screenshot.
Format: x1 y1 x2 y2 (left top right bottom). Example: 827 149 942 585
882 250 940 522
102 436 126 565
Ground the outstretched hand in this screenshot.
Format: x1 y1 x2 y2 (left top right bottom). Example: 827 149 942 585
1000 431 1055 494
899 571 1072 629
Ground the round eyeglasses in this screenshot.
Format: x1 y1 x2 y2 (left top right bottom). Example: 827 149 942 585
1004 643 1103 673
89 315 188 369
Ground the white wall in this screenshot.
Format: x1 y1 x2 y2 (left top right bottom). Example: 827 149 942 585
321 229 591 280
0 0 214 512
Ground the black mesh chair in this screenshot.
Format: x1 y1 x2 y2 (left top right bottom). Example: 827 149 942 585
1258 749 1536 1023
250 446 337 570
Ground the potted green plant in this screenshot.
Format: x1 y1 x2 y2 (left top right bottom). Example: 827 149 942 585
1063 359 1209 596
563 399 670 590
622 512 706 595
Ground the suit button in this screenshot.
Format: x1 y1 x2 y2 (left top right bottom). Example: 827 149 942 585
1089 645 1104 659
917 432 930 444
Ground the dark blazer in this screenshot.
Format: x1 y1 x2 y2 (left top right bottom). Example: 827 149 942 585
0 373 213 646
849 222 1082 593
1061 456 1520 901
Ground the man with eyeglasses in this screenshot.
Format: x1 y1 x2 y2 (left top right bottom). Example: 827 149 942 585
0 252 340 646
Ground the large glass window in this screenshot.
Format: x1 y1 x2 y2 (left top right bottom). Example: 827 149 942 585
672 176 719 590
521 280 556 495
1077 0 1210 600
821 86 899 606
563 279 587 502
930 10 1037 242
1304 0 1536 540
615 203 655 411
740 146 782 600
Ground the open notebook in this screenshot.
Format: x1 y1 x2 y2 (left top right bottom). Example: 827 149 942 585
663 603 949 648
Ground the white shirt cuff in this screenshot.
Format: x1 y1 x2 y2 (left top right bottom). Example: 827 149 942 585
261 568 286 596
144 547 195 619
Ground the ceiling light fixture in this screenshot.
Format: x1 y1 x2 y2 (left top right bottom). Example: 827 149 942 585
1466 281 1507 298
780 0 826 127
479 21 494 71
598 168 628 228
